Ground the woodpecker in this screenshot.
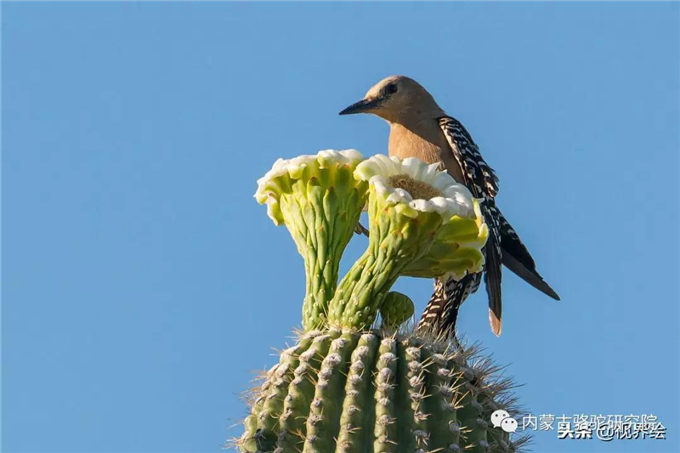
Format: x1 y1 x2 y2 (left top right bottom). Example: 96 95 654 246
339 75 559 336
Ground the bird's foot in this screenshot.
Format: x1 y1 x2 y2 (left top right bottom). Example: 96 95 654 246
354 222 369 236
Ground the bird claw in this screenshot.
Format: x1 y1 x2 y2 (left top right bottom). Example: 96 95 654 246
354 222 369 236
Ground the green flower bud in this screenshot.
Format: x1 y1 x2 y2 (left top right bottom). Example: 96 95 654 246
380 291 415 329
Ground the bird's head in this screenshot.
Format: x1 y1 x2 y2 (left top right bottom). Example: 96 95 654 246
339 75 443 123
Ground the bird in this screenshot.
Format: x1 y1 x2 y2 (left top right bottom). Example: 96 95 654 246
339 75 559 337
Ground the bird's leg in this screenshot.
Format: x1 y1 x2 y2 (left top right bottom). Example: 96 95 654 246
447 293 466 351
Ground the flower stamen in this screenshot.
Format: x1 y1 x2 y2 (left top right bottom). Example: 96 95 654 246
388 174 442 200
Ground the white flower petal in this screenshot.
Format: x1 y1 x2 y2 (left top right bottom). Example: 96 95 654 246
354 154 480 221
409 199 430 212
255 149 365 202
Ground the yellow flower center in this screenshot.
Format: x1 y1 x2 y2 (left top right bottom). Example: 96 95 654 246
388 174 442 200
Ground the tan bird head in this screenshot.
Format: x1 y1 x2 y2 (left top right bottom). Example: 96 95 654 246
339 75 444 123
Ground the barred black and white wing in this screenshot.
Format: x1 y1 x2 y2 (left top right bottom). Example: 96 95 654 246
438 116 503 335
438 116 499 199
438 118 559 303
419 116 559 338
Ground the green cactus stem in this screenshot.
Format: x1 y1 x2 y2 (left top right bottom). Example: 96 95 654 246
238 329 527 453
255 150 368 330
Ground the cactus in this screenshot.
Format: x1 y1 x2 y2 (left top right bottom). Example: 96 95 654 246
241 151 527 452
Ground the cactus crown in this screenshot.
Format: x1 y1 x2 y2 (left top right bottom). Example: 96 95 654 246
241 150 525 452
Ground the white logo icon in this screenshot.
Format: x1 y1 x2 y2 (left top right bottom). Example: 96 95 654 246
501 417 518 433
490 409 517 433
490 409 510 428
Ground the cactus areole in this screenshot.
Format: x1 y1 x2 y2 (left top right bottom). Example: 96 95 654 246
242 150 524 452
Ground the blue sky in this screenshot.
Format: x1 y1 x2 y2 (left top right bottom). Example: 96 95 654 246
2 2 678 452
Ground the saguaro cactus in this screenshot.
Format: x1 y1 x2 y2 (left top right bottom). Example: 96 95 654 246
241 150 526 452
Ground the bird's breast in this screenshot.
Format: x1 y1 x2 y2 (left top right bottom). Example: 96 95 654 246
388 122 465 183
388 124 442 164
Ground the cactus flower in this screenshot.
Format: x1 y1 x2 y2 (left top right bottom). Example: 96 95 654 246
327 155 487 330
255 149 368 329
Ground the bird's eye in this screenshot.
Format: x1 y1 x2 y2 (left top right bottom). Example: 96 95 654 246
386 83 398 95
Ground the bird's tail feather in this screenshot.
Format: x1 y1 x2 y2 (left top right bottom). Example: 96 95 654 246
480 201 503 336
498 212 560 300
484 233 503 336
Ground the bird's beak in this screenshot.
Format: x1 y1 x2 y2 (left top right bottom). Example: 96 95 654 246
339 98 379 115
